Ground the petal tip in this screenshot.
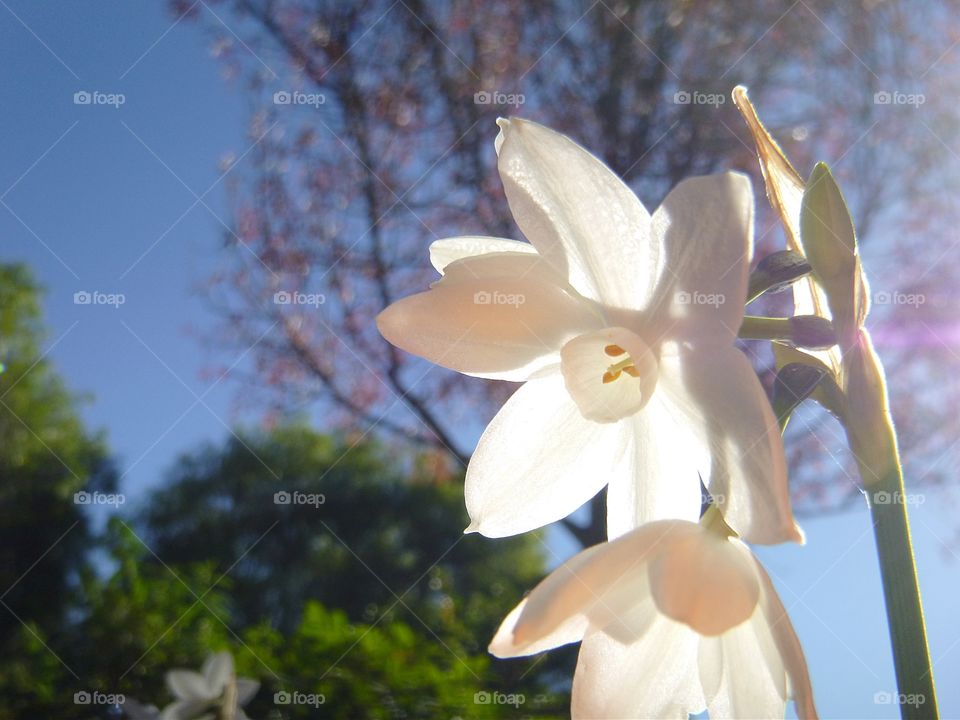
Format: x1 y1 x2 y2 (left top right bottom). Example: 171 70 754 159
463 520 481 535
374 306 397 343
495 118 510 154
790 521 806 545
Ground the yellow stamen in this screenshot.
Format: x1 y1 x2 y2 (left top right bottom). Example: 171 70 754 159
604 344 626 357
603 355 640 384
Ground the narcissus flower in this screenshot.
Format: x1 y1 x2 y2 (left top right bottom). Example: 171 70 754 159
489 513 817 719
161 651 259 720
377 118 800 544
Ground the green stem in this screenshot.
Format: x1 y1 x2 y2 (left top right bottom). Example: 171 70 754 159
867 469 938 719
739 315 791 341
841 336 938 718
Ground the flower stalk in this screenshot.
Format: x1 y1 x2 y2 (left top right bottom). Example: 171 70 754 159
219 674 237 720
738 315 836 350
867 462 938 719
734 85 939 717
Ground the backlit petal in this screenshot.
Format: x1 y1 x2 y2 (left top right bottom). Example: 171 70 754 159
658 347 802 544
754 556 819 719
488 521 700 655
646 172 753 346
465 373 630 537
648 531 759 636
429 236 536 274
496 118 658 310
572 620 705 719
377 252 601 381
606 397 705 539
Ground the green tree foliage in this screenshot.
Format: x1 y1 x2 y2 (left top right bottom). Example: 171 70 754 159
139 427 547 652
0 264 114 662
72 520 562 718
130 426 571 716
2 423 570 717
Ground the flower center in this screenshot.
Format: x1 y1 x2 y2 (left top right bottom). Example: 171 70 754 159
601 344 643 384
560 327 659 423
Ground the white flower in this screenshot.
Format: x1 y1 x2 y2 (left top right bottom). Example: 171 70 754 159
489 514 817 719
161 651 259 720
377 118 800 544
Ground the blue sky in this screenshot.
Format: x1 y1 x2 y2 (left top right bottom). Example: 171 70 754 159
1 2 958 717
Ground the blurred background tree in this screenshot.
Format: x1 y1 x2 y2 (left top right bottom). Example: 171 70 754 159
0 268 568 717
0 263 117 693
172 0 960 544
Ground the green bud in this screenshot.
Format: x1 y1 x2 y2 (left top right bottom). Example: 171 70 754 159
800 163 868 346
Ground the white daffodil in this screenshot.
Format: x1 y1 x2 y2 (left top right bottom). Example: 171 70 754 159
489 512 817 719
161 651 259 720
377 118 800 544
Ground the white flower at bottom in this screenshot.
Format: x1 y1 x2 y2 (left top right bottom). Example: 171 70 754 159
161 651 259 720
489 515 817 719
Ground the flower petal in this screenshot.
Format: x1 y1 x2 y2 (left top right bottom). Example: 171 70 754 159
648 531 759 636
160 698 213 720
465 373 629 536
698 546 816 719
698 622 787 720
235 678 260 706
166 670 216 702
377 252 600 381
489 596 589 658
488 520 700 656
646 172 753 346
606 395 706 539
429 236 536 274
658 347 802 544
202 651 233 694
572 619 705 719
754 556 818 719
495 118 658 310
